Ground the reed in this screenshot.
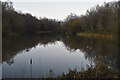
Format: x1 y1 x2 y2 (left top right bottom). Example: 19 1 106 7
77 32 117 41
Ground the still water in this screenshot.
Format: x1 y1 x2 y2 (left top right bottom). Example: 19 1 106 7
2 34 118 78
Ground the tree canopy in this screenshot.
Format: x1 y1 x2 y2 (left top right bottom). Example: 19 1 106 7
2 1 119 37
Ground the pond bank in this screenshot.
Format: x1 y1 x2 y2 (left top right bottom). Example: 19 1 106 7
77 32 117 41
36 31 52 34
3 31 53 38
59 62 119 78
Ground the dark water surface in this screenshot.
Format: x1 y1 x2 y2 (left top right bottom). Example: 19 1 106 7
2 34 118 78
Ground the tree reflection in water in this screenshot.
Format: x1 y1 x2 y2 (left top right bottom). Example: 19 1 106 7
3 34 118 73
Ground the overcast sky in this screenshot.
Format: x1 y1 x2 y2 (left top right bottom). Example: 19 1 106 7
2 0 117 20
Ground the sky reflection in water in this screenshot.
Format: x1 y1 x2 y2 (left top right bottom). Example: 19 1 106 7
2 41 93 78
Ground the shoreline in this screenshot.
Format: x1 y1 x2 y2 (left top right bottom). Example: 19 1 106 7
77 32 117 41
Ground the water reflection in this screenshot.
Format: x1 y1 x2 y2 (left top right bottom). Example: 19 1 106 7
61 36 118 70
2 34 118 78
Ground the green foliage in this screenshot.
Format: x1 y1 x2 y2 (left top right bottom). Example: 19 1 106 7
81 1 118 34
61 1 118 36
2 1 119 37
39 18 61 33
62 18 84 35
2 1 39 36
2 1 61 37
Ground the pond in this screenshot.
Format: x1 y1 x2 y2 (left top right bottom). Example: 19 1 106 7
2 34 118 78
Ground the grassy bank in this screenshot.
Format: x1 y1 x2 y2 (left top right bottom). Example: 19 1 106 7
77 32 117 41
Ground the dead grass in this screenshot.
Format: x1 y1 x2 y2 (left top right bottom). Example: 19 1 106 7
59 62 119 78
77 32 117 41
